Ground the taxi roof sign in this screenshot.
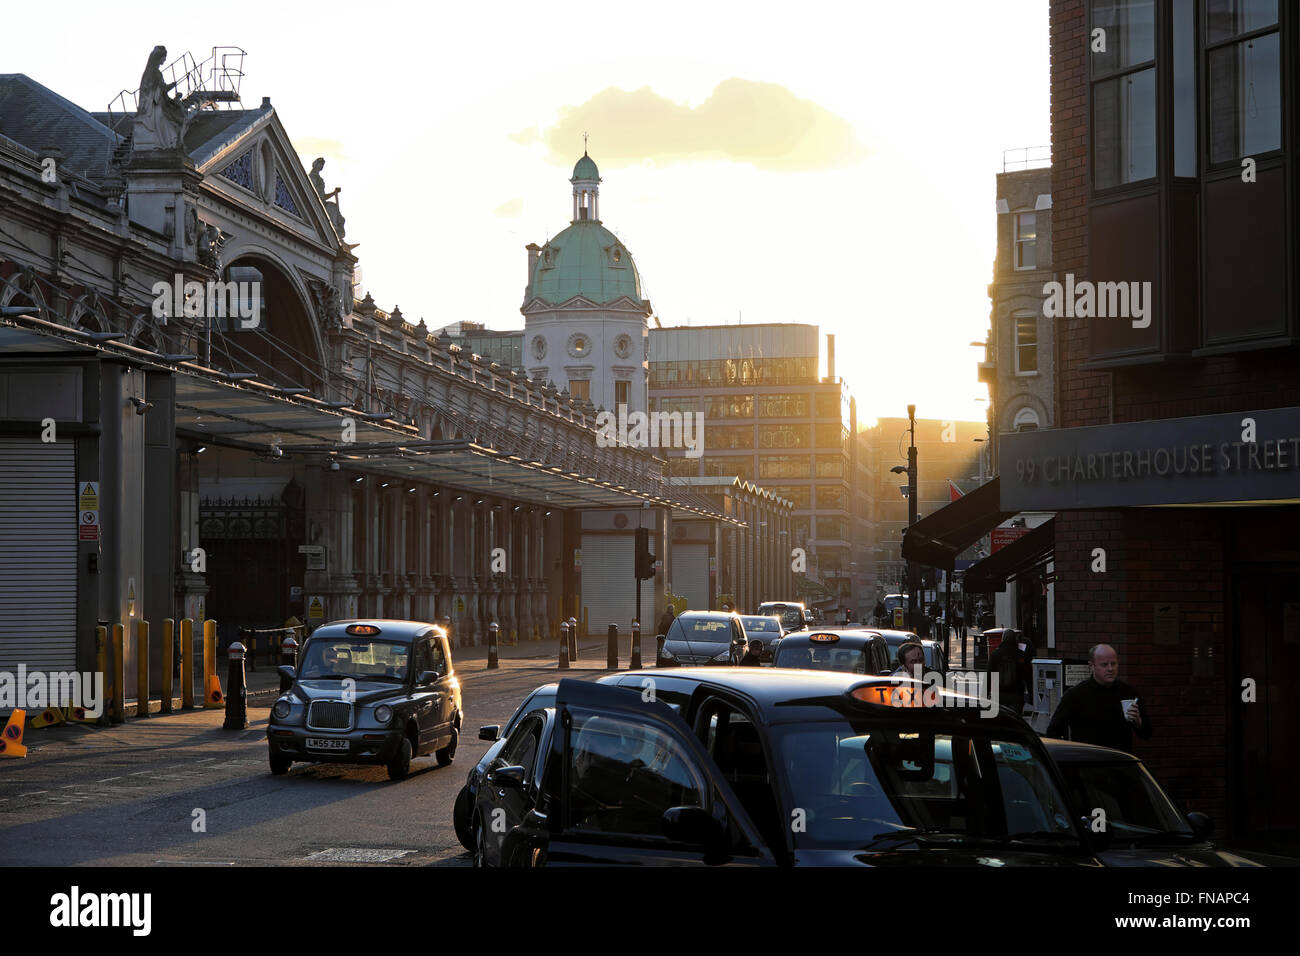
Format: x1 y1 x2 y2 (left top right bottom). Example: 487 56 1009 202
345 624 382 636
808 632 840 643
849 682 922 708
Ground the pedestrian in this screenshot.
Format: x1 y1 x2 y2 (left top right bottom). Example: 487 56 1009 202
892 641 925 677
987 628 1032 714
873 599 886 627
1045 643 1152 752
739 639 764 667
955 605 966 642
656 603 676 638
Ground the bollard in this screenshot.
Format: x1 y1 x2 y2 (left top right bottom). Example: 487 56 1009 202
239 628 257 673
607 624 619 670
488 621 500 670
630 620 642 670
203 619 223 709
95 625 110 725
280 636 298 692
656 632 666 666
223 641 249 730
161 618 174 714
180 618 194 709
558 621 570 670
135 619 150 718
567 616 578 662
111 623 125 723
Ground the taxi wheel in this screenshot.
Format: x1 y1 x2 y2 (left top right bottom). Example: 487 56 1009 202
453 785 475 851
436 727 458 767
387 735 413 781
269 752 292 776
473 815 488 868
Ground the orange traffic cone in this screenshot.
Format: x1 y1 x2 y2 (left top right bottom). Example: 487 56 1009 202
65 704 98 723
0 710 28 758
205 673 225 707
31 707 66 729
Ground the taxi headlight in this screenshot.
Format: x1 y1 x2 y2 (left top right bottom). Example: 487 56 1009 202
374 705 393 725
272 698 292 720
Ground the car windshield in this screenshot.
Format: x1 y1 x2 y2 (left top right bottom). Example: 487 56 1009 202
772 722 1078 851
741 617 781 633
298 637 409 682
671 618 733 644
889 643 938 671
774 644 869 674
1059 760 1194 839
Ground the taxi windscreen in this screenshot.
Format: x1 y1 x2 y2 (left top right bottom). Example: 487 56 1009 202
298 637 409 682
772 724 1078 851
773 643 869 675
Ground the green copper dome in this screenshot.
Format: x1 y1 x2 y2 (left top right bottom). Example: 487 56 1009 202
572 152 600 180
529 221 643 305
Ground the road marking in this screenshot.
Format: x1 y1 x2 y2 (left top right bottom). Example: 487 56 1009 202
303 847 418 863
17 791 48 797
97 776 121 782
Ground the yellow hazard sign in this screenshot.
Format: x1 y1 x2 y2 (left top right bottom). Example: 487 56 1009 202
307 596 325 620
78 481 99 511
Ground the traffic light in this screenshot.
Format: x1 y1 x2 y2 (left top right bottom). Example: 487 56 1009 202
635 527 656 580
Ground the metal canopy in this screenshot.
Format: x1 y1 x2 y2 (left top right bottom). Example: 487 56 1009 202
962 518 1055 593
1 314 740 525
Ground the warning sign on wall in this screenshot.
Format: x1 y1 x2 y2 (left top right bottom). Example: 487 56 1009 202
307 596 325 620
79 509 99 541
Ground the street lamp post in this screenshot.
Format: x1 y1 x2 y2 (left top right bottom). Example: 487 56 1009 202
891 405 919 633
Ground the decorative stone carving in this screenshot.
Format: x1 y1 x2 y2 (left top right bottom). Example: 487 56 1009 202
133 46 194 152
196 223 224 269
309 277 344 330
309 157 346 239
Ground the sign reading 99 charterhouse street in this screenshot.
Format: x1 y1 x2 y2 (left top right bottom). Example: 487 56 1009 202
999 407 1300 511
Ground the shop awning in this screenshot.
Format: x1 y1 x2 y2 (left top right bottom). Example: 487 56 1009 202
900 476 1015 570
962 518 1055 593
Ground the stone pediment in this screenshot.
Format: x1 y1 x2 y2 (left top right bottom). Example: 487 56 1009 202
197 111 341 252
522 293 651 315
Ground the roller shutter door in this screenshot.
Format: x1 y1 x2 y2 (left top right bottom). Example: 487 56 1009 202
580 533 655 636
671 543 709 611
0 438 77 673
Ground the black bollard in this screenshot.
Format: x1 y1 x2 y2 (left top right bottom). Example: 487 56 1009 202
607 624 619 670
656 633 665 666
558 621 570 670
223 641 249 730
567 617 578 662
279 636 298 692
488 621 500 670
630 620 642 670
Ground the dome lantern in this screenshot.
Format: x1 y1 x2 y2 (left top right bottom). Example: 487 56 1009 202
571 147 601 224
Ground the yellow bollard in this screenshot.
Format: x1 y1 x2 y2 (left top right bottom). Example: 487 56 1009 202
203 619 223 708
160 618 174 714
136 619 150 718
111 624 125 723
180 618 194 709
96 625 109 723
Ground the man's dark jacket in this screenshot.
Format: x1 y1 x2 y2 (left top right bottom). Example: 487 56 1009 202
1045 677 1152 752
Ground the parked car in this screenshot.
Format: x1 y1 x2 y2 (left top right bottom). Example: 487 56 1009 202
657 611 747 667
1044 739 1300 866
770 629 892 677
756 601 813 633
453 682 557 851
474 671 1102 867
266 620 462 780
737 615 785 662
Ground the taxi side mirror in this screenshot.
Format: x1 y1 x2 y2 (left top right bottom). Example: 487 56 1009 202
488 765 526 790
417 670 439 685
1186 811 1213 840
479 724 501 742
278 665 296 682
662 806 724 845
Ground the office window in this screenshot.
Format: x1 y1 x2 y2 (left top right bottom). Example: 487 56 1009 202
1013 408 1041 432
759 455 812 480
765 485 811 509
1207 1 1281 163
615 381 629 407
701 457 754 479
706 425 754 450
704 394 753 418
758 394 809 418
653 396 699 415
1015 312 1038 374
815 423 845 449
815 455 844 478
758 424 810 449
817 485 847 510
814 392 840 419
1091 1 1157 189
1173 0 1197 176
1014 213 1037 269
569 379 589 401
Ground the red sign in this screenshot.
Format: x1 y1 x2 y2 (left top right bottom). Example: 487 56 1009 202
991 526 1031 552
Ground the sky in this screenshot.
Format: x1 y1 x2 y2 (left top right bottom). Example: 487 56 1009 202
5 0 1050 424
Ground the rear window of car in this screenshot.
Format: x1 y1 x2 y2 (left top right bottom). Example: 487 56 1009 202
774 644 870 674
741 617 781 633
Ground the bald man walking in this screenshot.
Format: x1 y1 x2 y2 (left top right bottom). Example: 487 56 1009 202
1045 644 1152 752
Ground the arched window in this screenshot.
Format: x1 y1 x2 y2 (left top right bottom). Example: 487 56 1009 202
1013 407 1040 432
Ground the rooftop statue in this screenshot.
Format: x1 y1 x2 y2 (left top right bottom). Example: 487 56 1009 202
133 45 194 151
310 157 347 239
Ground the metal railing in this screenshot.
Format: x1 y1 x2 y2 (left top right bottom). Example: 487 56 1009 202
1002 146 1051 172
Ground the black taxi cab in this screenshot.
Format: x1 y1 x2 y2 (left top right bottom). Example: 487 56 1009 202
770 629 893 676
471 669 1102 866
267 620 462 780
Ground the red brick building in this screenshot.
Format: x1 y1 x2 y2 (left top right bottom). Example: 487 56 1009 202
1018 0 1300 844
